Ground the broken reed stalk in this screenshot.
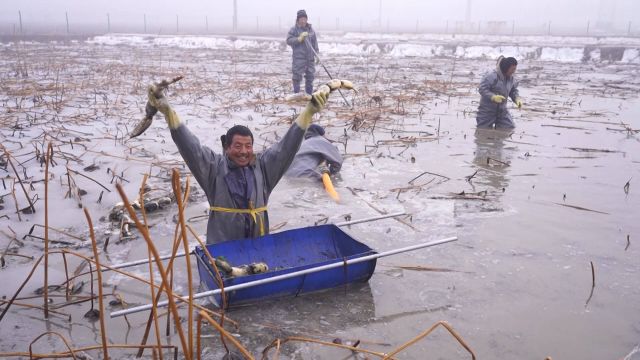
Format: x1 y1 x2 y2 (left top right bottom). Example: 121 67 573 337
0 299 70 320
196 315 203 360
382 321 476 360
139 174 164 360
84 208 109 360
262 336 389 359
0 254 44 323
3 344 178 359
43 142 53 319
10 181 22 222
137 224 183 358
29 331 78 360
58 249 231 324
626 235 630 251
168 176 192 340
67 167 112 193
186 225 228 310
172 169 194 359
199 311 254 360
61 252 71 301
138 178 194 358
28 224 86 243
1 145 36 213
623 178 631 195
187 224 230 353
115 183 192 360
585 261 596 307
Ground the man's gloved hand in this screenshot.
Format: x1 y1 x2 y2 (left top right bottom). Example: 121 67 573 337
491 94 506 104
298 31 309 43
147 85 180 129
515 97 523 109
315 56 320 65
318 162 330 175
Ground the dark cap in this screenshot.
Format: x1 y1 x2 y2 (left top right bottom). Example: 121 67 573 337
297 9 308 20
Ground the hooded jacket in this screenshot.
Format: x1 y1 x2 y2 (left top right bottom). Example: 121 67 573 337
286 23 319 63
285 127 343 181
476 56 520 128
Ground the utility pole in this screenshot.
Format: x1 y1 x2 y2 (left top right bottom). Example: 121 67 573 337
176 15 179 33
378 0 382 30
18 10 23 34
65 12 70 34
107 13 110 33
466 0 471 30
233 0 238 33
205 16 208 33
144 14 147 33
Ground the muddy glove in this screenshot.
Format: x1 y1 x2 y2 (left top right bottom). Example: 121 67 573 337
147 85 181 129
296 90 328 130
491 94 506 104
298 31 309 43
515 97 523 109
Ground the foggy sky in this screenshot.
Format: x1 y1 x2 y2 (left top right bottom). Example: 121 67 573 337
1 0 638 32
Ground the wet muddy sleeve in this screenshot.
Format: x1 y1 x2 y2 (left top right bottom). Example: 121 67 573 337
260 124 305 191
479 72 497 101
322 142 343 174
170 124 219 194
286 28 298 47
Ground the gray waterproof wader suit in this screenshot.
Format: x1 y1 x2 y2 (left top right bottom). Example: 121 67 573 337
171 123 305 244
476 59 520 129
285 130 343 181
286 24 319 95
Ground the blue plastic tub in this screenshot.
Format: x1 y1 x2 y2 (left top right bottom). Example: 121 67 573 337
194 224 377 307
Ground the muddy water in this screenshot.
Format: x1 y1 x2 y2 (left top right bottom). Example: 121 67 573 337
0 40 639 359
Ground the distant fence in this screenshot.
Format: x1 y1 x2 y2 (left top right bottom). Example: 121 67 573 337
2 10 639 38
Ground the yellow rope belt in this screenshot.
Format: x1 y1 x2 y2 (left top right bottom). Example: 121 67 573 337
209 205 268 236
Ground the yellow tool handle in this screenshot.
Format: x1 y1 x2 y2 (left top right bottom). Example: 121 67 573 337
322 173 340 203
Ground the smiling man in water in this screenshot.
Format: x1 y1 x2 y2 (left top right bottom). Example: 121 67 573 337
147 80 353 244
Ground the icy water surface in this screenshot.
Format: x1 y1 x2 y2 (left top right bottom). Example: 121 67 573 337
0 38 639 359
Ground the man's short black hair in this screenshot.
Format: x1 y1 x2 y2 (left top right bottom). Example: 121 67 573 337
220 125 254 149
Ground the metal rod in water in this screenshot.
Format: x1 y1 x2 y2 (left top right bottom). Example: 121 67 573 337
102 212 406 272
110 236 457 317
304 37 352 108
335 211 405 227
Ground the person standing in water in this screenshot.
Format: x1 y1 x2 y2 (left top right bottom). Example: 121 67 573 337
476 56 523 129
286 9 319 98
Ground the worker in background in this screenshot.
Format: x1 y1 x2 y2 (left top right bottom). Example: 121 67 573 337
285 124 343 181
286 9 319 97
476 56 523 129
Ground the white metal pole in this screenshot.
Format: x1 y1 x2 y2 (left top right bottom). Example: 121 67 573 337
110 236 457 317
101 212 406 272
